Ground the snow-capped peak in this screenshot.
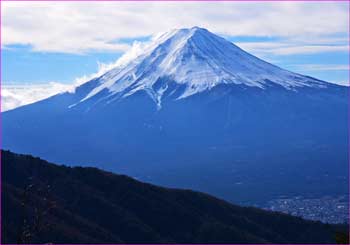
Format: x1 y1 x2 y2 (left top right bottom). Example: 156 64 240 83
75 27 327 108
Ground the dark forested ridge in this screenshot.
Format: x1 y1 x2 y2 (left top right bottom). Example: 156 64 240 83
1 150 345 244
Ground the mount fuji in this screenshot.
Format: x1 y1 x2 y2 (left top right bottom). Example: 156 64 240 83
3 27 348 204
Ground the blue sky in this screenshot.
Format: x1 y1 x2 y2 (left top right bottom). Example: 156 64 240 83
1 2 349 111
2 44 122 84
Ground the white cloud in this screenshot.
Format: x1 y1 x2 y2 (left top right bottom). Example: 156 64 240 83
70 39 153 90
237 41 349 56
1 82 73 111
296 64 349 72
325 80 349 86
2 1 348 54
269 45 349 55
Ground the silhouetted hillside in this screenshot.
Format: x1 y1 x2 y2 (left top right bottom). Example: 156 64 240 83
1 150 340 244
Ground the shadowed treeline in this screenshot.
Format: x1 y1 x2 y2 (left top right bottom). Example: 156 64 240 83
1 150 347 244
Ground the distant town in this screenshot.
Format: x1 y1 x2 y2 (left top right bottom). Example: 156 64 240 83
263 196 349 224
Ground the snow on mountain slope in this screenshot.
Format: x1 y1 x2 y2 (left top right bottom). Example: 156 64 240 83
72 27 327 108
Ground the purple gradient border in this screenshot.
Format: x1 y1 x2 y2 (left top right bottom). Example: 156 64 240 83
0 0 349 245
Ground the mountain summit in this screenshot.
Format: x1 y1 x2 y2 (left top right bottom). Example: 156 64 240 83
3 27 348 206
73 27 327 109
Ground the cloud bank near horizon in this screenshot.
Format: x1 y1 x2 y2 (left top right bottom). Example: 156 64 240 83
2 83 71 112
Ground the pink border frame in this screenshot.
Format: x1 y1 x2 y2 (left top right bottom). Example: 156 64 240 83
0 0 349 244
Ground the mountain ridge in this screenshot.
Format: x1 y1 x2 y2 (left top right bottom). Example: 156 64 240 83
2 150 340 244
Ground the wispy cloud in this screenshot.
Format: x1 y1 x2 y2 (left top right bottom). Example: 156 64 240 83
295 64 349 72
2 2 348 54
237 40 349 56
324 80 348 86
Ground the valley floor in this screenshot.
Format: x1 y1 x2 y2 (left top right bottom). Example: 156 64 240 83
261 195 349 224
